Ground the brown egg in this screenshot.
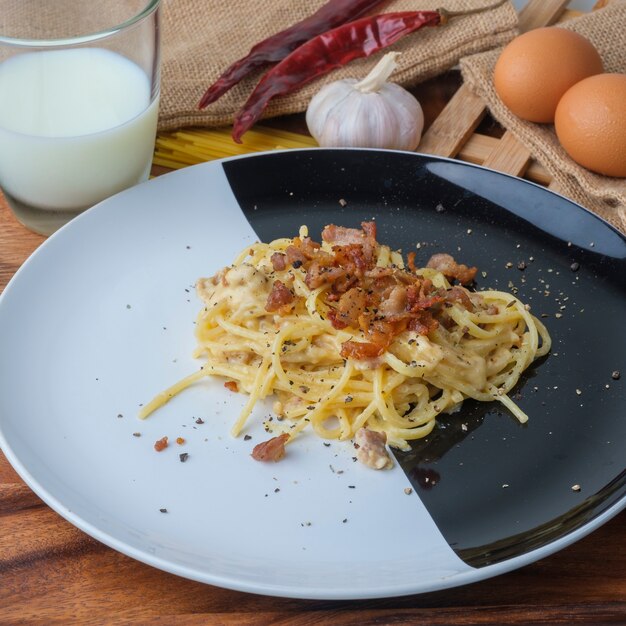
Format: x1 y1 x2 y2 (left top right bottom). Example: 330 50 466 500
494 28 603 123
555 73 626 178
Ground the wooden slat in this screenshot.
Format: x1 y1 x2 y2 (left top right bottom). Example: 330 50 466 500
482 132 532 177
457 133 552 185
548 179 565 194
462 0 574 182
418 84 486 158
518 0 570 32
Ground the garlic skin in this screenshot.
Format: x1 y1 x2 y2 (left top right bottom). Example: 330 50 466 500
306 53 424 151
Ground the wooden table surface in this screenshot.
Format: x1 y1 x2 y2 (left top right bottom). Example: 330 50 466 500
1 1 625 623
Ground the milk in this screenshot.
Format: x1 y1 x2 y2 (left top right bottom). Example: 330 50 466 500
0 48 158 211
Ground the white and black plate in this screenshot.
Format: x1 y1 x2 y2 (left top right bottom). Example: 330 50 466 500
0 149 624 599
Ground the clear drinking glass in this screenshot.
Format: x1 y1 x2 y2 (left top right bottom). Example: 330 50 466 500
0 1 161 235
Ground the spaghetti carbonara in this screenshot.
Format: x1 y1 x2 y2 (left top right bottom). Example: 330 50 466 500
140 222 550 460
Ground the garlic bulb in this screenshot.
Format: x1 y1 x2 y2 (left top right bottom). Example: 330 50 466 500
306 53 424 151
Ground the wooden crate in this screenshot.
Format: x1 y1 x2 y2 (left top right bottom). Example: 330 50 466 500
417 0 611 196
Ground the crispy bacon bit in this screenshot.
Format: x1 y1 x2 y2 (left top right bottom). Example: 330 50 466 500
154 436 168 452
290 236 321 260
427 253 477 285
327 308 348 329
322 224 368 245
265 280 295 313
406 280 445 312
359 317 402 349
408 311 439 336
407 251 418 273
355 428 393 470
336 288 367 326
224 381 239 392
251 433 289 462
328 286 368 329
361 221 377 240
305 262 346 289
446 286 473 311
331 272 359 295
332 244 370 277
323 222 377 266
340 340 384 360
285 245 306 267
377 285 407 318
365 266 394 280
270 252 287 271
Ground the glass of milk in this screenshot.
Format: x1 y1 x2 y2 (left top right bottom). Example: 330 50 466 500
0 1 161 234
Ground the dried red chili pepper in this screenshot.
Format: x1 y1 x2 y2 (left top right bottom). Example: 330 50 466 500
231 11 440 141
231 0 507 142
198 0 386 109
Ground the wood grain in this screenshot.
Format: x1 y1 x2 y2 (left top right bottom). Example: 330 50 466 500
481 130 532 176
418 83 487 158
0 193 45 289
458 133 552 184
0 476 624 624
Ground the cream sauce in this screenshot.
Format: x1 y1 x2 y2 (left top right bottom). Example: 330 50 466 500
197 263 271 316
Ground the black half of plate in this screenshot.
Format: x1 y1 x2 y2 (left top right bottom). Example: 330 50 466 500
222 149 626 568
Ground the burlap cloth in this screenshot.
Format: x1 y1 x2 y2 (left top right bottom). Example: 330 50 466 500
159 0 518 131
461 3 626 232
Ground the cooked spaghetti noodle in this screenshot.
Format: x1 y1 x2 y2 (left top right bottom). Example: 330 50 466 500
140 223 550 452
